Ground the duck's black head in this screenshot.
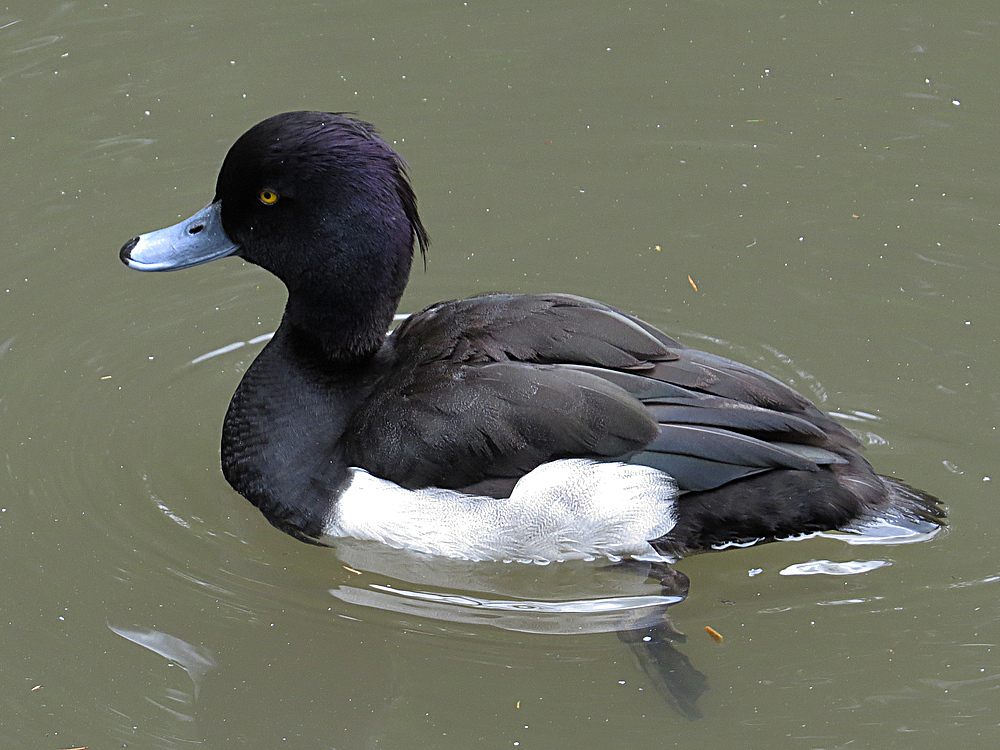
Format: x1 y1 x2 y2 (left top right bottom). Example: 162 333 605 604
121 111 429 359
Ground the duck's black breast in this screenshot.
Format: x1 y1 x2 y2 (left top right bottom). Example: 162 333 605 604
340 293 862 501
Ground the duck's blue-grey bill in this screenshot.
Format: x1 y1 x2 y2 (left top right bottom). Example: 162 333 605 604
120 202 239 271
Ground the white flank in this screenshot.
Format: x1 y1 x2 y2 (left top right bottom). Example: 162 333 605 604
321 458 678 563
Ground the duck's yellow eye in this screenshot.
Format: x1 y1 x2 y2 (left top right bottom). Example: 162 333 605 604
259 189 279 205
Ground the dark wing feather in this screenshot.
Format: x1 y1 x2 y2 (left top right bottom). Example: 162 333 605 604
644 402 826 440
344 293 863 496
644 425 828 472
344 360 658 491
388 293 677 366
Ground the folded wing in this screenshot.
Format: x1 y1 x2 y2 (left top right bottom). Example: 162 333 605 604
343 294 860 499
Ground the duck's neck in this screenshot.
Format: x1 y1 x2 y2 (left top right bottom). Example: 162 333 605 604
274 193 416 360
283 284 396 361
220 321 379 539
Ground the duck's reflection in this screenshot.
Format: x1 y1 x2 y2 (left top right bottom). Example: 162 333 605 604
325 539 708 718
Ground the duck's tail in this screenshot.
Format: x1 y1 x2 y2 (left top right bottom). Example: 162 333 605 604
652 457 945 558
839 474 946 541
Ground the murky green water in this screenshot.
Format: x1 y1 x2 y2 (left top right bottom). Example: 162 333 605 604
2 1 998 747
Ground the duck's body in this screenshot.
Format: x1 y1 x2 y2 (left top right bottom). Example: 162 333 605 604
120 111 943 562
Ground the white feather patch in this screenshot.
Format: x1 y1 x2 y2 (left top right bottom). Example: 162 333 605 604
321 458 677 563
